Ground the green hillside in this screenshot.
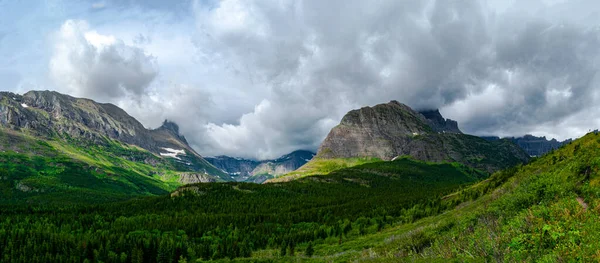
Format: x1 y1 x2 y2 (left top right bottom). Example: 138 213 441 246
266 157 382 182
262 131 600 262
0 157 484 262
0 128 220 204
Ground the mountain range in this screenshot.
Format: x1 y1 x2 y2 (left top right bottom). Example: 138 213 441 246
2 90 599 262
0 90 228 179
205 150 315 183
0 91 541 188
482 134 572 157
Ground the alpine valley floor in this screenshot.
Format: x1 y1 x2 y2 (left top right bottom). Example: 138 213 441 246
1 132 599 262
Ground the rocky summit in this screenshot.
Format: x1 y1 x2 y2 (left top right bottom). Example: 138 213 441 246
419 109 462 134
317 101 529 173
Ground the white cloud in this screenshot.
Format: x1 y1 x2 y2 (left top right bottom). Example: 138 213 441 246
49 20 158 101
4 0 600 159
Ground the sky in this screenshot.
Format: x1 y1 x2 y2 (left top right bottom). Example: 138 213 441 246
1 0 600 160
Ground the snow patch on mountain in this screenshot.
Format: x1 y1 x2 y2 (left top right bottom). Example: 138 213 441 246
160 147 186 160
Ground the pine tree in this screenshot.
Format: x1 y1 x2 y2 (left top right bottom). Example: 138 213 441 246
305 242 314 257
280 241 287 256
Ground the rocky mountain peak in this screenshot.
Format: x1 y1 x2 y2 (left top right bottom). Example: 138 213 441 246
159 120 180 134
316 101 529 173
418 109 462 134
339 100 431 133
155 120 187 144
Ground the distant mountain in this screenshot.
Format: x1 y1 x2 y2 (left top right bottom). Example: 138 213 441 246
482 134 572 157
301 101 529 175
205 150 315 183
0 90 228 184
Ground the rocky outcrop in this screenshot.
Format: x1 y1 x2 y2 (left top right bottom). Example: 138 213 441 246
317 101 529 173
419 109 462 134
178 173 217 184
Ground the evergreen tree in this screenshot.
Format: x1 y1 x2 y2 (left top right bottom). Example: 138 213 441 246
305 242 314 257
280 241 287 256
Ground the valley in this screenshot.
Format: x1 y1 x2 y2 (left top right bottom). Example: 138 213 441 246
2 2 598 262
0 91 596 262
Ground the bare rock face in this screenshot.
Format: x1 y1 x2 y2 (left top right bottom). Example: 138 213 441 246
178 173 217 184
419 109 462 134
317 101 529 173
318 101 432 160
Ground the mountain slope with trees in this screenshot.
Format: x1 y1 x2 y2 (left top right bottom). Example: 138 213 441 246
0 157 485 262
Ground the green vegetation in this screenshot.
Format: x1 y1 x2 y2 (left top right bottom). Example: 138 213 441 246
0 157 483 262
365 132 600 262
3 125 600 262
416 133 530 173
269 157 382 182
261 131 600 262
0 129 204 204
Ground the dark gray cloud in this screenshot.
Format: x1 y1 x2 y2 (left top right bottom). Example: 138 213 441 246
4 0 600 159
188 0 600 159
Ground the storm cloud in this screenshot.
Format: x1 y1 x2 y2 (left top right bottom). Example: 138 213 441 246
2 0 600 159
191 0 600 158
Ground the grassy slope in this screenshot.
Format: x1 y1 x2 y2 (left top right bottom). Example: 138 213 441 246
270 133 527 183
0 129 198 204
267 157 382 183
248 131 600 262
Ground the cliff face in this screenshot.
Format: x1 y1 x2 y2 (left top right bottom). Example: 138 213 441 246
317 101 432 159
419 109 462 134
317 101 529 173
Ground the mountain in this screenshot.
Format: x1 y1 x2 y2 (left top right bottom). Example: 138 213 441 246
2 129 597 262
419 109 462 133
0 91 232 203
306 132 600 262
482 134 572 157
205 150 315 183
301 101 529 175
0 90 225 179
2 92 598 261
